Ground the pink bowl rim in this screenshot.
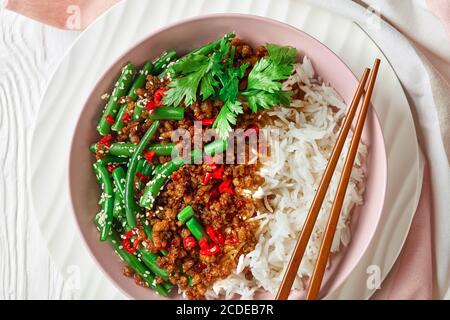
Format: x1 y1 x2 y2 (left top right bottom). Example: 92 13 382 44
69 12 387 300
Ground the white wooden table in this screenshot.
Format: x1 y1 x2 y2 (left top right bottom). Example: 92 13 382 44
0 7 79 299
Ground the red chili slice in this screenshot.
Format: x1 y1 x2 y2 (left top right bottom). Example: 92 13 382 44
200 244 220 256
218 179 234 194
135 172 149 184
203 166 224 185
122 113 131 123
198 237 209 250
206 226 225 246
106 114 115 125
153 88 166 106
183 236 197 249
145 100 156 111
121 229 141 254
107 164 117 173
99 134 113 148
144 150 155 162
201 118 216 126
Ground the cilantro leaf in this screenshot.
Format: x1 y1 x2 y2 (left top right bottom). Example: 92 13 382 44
265 43 297 65
243 90 293 112
212 64 248 139
246 58 293 93
213 100 243 139
162 34 231 107
242 43 296 112
163 62 210 106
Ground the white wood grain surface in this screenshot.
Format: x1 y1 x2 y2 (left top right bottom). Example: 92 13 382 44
0 7 78 299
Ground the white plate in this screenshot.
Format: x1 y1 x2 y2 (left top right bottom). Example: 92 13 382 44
30 0 423 299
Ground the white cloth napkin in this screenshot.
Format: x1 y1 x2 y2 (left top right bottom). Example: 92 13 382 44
307 0 450 299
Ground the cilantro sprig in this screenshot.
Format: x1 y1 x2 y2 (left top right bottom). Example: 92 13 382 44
162 34 297 139
163 35 230 107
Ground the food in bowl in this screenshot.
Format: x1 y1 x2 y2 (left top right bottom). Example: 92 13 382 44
90 33 366 299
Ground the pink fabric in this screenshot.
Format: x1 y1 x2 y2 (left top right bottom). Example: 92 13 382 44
372 165 433 300
3 0 438 300
4 0 118 30
427 0 450 40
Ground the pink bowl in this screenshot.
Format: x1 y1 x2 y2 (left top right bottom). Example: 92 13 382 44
69 14 386 300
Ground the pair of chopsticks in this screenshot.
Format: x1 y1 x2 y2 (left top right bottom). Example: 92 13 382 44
276 58 381 300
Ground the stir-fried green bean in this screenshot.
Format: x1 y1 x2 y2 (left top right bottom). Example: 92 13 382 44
163 33 234 77
91 142 177 158
111 167 126 198
97 63 135 136
94 218 168 296
186 217 206 241
112 61 154 131
177 205 194 224
153 50 177 75
125 121 160 228
97 155 128 166
149 107 184 120
93 162 114 241
204 139 228 156
148 143 176 156
139 157 184 209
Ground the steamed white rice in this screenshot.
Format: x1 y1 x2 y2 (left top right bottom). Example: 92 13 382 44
206 57 367 299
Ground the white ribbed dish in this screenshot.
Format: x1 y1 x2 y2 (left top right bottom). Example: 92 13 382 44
30 0 423 299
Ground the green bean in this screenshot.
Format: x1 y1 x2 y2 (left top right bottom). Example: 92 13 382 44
149 107 184 120
141 161 154 177
115 216 169 280
139 157 184 209
97 155 128 166
164 33 235 77
136 158 146 174
163 282 174 292
97 63 136 136
93 162 114 241
204 139 228 156
153 164 163 176
186 217 206 241
111 167 126 198
177 205 194 224
125 121 160 228
148 143 176 156
191 32 235 56
132 99 146 121
112 61 154 132
130 62 154 101
112 190 124 218
140 250 169 281
91 142 176 158
132 52 178 121
89 142 135 157
95 219 168 297
153 50 177 75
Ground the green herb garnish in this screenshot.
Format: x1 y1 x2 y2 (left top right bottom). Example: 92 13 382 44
162 34 297 139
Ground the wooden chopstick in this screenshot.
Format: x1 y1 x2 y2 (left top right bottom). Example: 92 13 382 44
305 58 380 299
276 59 380 300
